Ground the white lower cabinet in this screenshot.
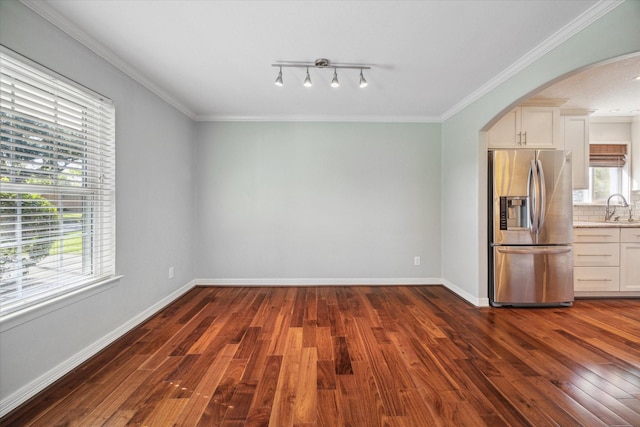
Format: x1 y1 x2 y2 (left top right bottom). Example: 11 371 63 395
620 228 640 291
573 227 640 294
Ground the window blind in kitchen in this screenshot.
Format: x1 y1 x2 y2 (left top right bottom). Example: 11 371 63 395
0 46 116 317
589 143 627 167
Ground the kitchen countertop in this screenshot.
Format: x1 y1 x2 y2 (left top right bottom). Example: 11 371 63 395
573 221 640 228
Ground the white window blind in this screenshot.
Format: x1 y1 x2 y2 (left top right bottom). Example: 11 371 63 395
0 46 116 316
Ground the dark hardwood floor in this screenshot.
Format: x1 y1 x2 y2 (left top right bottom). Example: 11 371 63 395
2 285 639 426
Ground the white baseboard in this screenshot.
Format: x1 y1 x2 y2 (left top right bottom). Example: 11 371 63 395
441 278 490 307
195 277 443 286
0 280 197 418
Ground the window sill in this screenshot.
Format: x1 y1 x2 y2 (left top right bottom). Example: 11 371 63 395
0 275 123 333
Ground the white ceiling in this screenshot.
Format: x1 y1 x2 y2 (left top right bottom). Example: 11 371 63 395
535 54 640 117
22 0 633 122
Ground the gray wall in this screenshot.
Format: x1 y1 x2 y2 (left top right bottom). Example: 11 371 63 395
195 121 441 280
441 0 640 304
0 0 196 410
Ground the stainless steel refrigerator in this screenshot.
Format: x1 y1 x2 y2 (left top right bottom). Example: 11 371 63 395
489 149 574 307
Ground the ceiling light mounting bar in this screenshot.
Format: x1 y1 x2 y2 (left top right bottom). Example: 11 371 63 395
272 63 371 70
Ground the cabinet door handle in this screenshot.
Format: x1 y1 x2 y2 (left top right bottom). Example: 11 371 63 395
522 131 527 145
517 131 522 145
578 234 614 237
577 278 612 282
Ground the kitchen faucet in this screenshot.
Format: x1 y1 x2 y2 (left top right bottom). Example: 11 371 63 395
604 193 631 221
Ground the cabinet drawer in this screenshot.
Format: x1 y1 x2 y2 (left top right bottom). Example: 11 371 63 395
574 266 619 291
573 228 619 243
574 243 619 266
620 228 640 243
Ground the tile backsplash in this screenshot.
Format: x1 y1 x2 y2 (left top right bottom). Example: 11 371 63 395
573 191 640 222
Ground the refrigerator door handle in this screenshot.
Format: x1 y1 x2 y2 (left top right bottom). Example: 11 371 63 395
536 159 546 233
528 160 538 234
496 247 572 255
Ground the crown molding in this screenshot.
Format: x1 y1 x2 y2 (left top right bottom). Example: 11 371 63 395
194 114 441 123
521 97 569 108
440 0 626 122
20 0 198 121
560 109 597 116
589 116 634 123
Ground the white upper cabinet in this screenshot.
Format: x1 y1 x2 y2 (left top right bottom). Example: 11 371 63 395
632 116 640 191
488 101 564 149
563 115 590 190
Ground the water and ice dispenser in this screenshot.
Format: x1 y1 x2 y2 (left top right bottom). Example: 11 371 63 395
499 196 529 230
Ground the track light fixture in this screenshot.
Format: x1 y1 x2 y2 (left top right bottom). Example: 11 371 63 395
359 69 368 88
331 68 339 88
303 67 312 87
275 66 283 87
272 58 370 88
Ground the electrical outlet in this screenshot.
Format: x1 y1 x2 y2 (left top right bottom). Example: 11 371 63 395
168 266 174 279
414 256 421 266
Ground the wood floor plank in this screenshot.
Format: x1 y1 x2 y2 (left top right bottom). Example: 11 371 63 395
224 380 258 422
315 326 333 361
269 327 303 427
302 319 317 348
234 326 262 360
241 338 271 382
316 390 340 427
197 358 248 426
340 315 367 363
266 313 292 356
316 359 336 390
350 360 387 427
304 287 317 322
172 344 238 426
81 367 153 426
244 354 282 426
336 373 370 427
332 335 354 376
3 285 640 427
353 317 405 416
140 397 188 427
293 347 317 425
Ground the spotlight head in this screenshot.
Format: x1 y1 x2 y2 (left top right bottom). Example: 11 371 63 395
275 67 283 87
331 68 339 88
304 67 312 87
359 70 368 88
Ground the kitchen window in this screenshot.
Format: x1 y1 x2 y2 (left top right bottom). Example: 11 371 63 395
573 143 630 204
0 46 116 317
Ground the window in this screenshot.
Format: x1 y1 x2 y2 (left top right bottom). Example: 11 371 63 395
573 143 630 204
1 47 116 317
